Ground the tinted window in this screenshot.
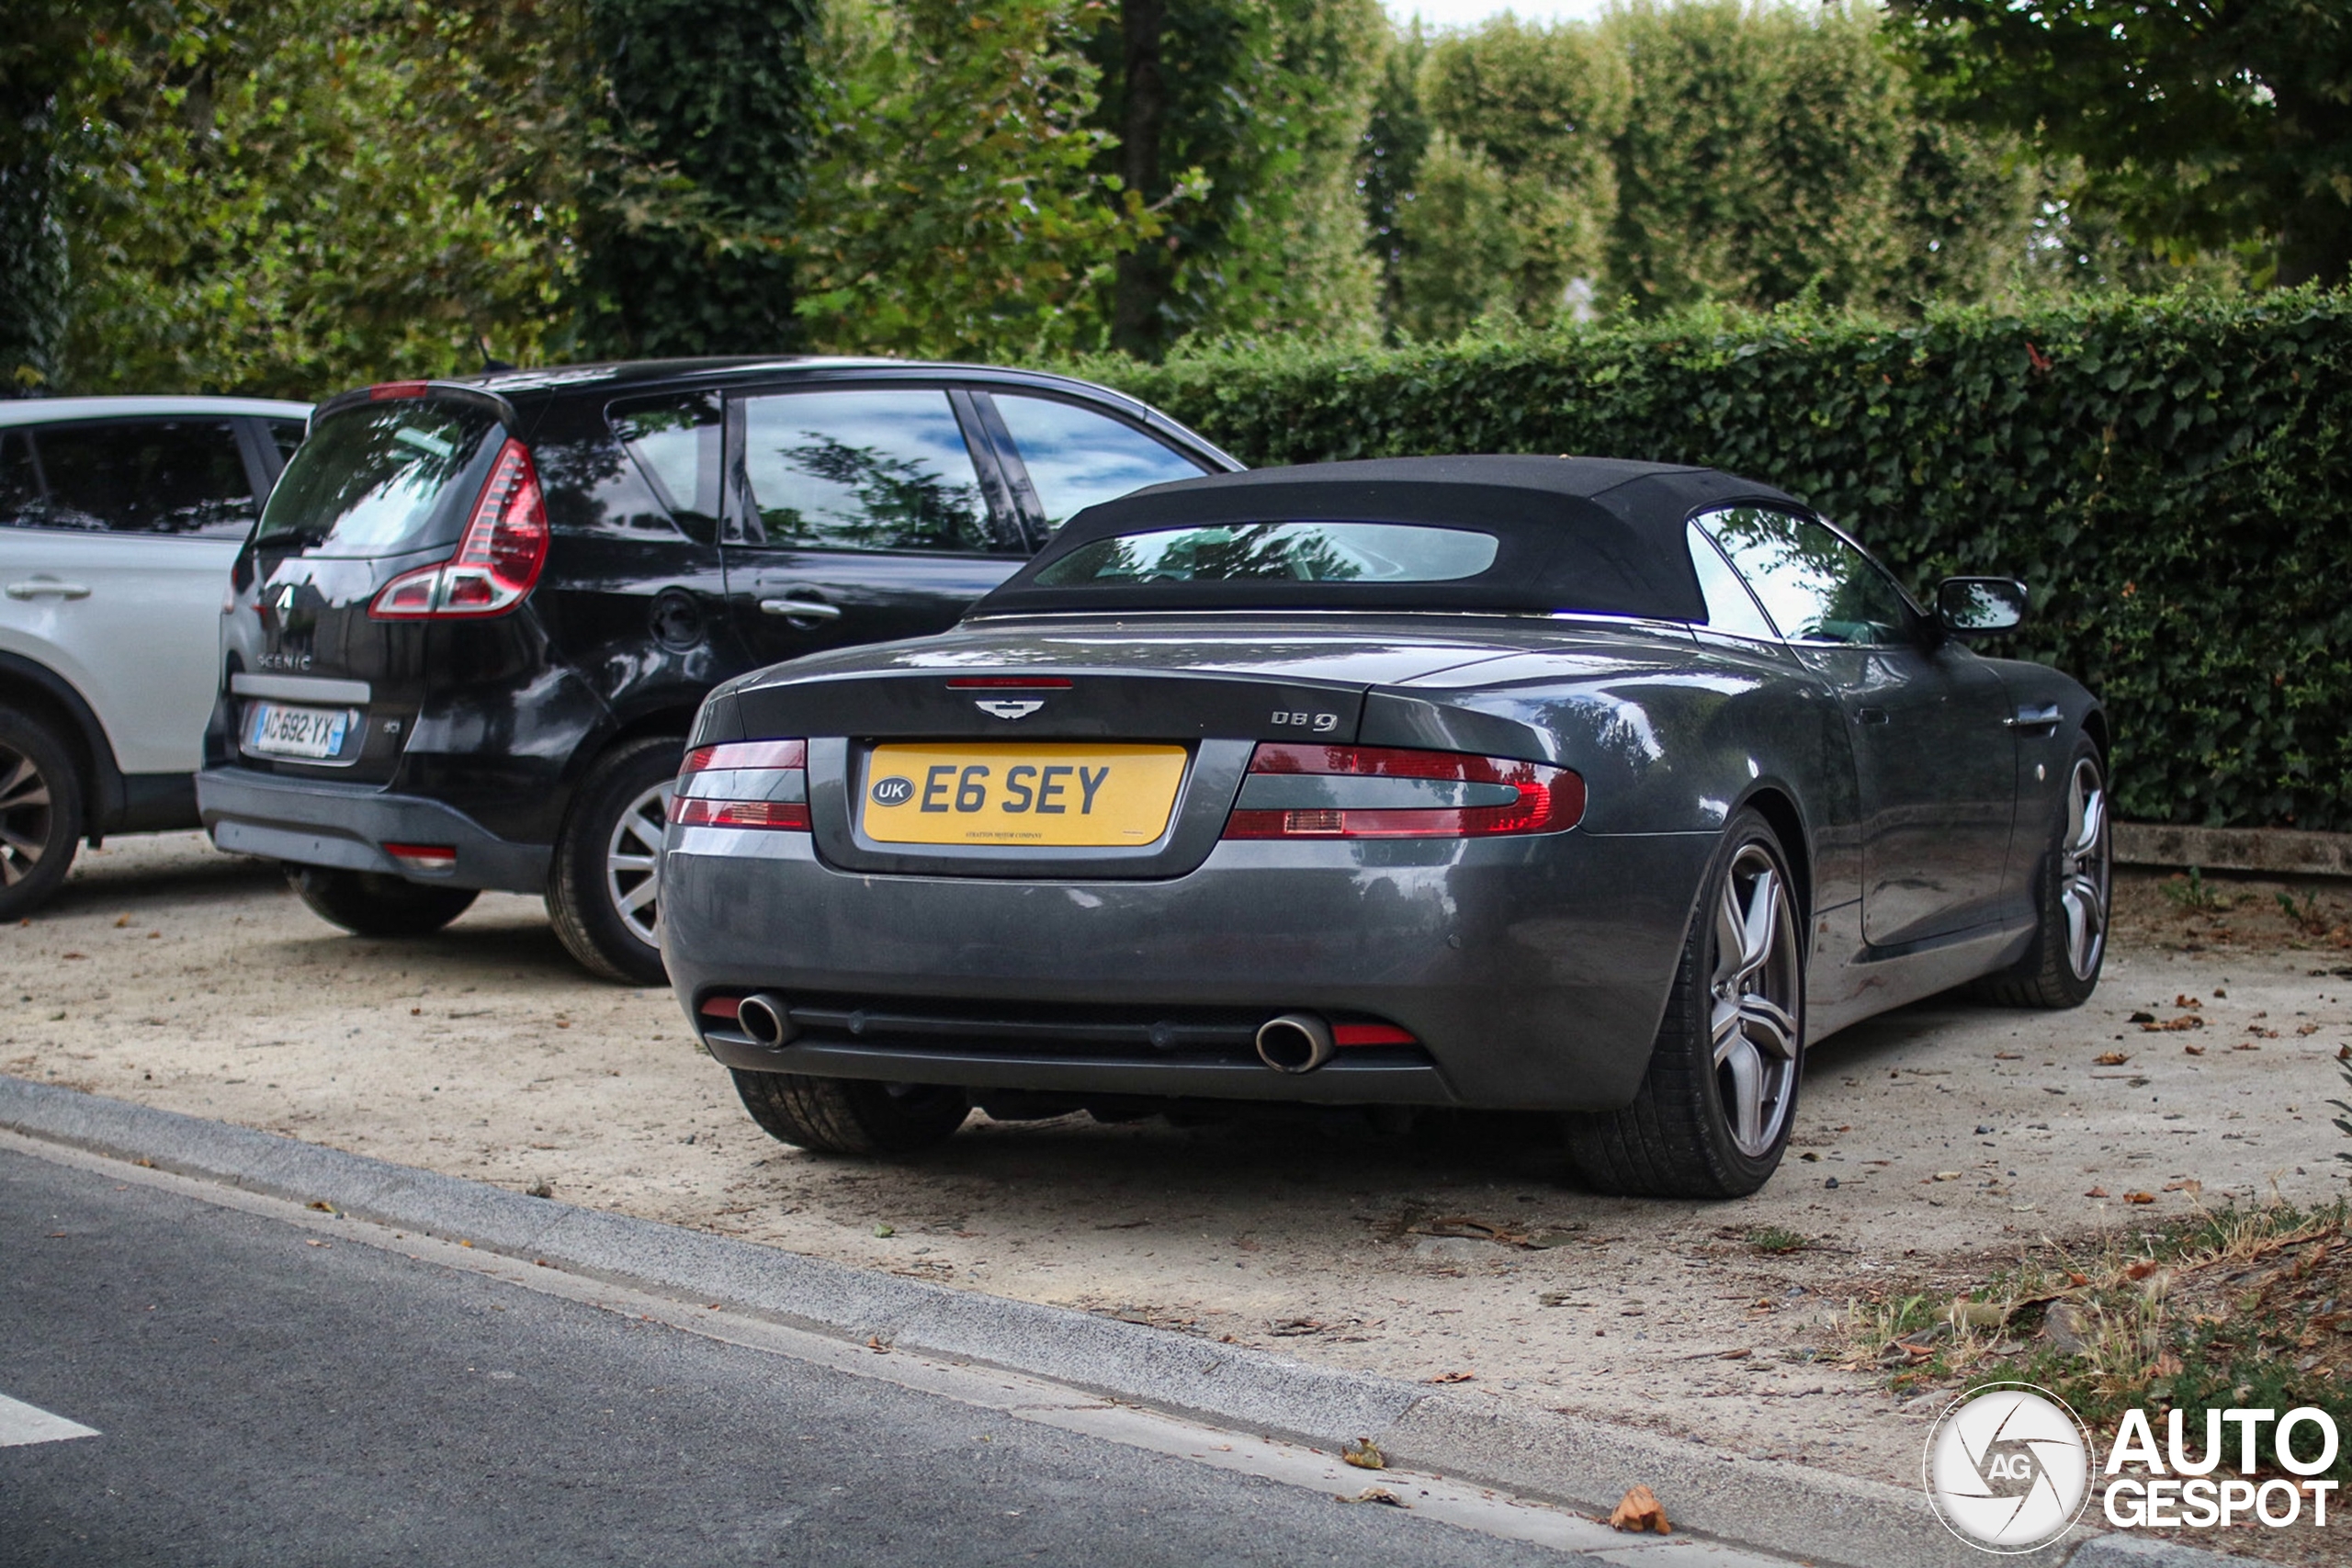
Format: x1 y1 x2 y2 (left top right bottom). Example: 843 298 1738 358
266 420 306 468
611 392 721 523
991 394 1207 534
739 390 995 552
1699 507 1909 646
0 430 37 518
8 419 255 536
257 400 500 558
1035 522 1499 586
1685 520 1779 640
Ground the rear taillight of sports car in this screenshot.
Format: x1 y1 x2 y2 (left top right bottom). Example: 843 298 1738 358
1221 743 1583 840
369 437 549 619
671 740 810 829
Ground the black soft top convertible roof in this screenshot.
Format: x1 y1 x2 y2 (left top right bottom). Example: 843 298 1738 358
975 455 1803 621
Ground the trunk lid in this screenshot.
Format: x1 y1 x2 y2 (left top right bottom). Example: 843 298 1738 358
229 392 509 783
705 615 1652 879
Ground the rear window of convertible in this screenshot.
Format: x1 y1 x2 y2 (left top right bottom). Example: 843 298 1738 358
1034 522 1499 587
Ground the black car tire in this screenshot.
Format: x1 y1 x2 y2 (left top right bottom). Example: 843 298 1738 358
1976 738 2109 1010
287 866 479 936
1566 807 1805 1200
0 706 84 919
730 1070 971 1156
547 736 683 986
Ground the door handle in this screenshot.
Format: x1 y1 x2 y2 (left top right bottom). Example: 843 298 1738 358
2003 703 2063 732
5 580 91 601
1854 706 1889 726
760 597 842 622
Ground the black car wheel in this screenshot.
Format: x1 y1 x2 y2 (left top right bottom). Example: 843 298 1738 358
1977 739 2109 1009
286 866 480 936
1566 807 1804 1199
548 736 682 985
731 1070 971 1156
0 707 83 919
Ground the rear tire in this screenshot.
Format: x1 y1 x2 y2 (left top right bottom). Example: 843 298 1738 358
548 737 681 985
1975 739 2109 1009
287 866 478 936
731 1071 970 1156
0 706 83 919
1565 807 1804 1199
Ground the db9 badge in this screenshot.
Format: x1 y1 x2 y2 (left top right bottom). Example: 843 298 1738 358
870 775 916 807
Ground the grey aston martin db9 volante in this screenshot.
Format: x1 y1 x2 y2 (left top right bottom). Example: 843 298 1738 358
660 456 2109 1197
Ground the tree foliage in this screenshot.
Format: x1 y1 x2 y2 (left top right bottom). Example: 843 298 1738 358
1086 0 1386 355
790 0 1159 359
1891 0 2352 288
1369 3 2044 332
1078 292 2352 831
575 0 820 356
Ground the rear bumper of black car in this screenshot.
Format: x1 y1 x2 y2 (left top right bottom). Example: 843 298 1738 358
196 766 550 893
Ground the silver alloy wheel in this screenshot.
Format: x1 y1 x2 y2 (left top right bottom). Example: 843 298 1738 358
605 779 673 947
2059 756 2111 981
0 747 53 887
1709 842 1802 1158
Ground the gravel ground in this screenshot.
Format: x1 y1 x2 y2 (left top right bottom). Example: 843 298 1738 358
8 833 2347 1501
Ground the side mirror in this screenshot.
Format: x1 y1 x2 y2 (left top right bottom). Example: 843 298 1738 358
1935 576 2027 637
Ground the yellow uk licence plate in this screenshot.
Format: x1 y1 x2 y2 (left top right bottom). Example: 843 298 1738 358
861 743 1189 847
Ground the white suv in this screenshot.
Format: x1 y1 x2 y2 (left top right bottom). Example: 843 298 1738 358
0 395 311 914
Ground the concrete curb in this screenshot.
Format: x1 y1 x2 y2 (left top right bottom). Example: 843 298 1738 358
2115 822 2352 879
2 1074 2186 1568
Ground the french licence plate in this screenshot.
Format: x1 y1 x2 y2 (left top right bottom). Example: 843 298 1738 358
861 744 1188 847
245 703 351 761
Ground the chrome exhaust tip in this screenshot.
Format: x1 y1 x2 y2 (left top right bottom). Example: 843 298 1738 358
736 993 795 1048
1255 1012 1335 1075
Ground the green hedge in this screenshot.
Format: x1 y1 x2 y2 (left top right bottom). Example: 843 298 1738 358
1074 295 2352 833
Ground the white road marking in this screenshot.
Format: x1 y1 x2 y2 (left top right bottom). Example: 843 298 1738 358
0 1392 98 1448
0 1130 1796 1563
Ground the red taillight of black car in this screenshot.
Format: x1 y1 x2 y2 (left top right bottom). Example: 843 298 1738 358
671 739 811 829
370 438 549 619
1221 743 1584 840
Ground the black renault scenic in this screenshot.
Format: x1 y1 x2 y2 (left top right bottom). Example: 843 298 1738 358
196 358 1237 981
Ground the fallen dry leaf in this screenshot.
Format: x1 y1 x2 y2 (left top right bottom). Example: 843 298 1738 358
112 914 130 928
2141 1015 2205 1032
2124 1191 2157 1205
2175 995 2202 1010
1610 1483 1671 1535
2124 1260 2160 1280
1337 1487 1408 1508
2232 1042 2261 1052
2162 1180 2203 1195
2085 1188 2110 1199
2184 1043 2206 1055
2096 1051 2131 1066
1424 1371 1476 1384
1342 1438 1385 1471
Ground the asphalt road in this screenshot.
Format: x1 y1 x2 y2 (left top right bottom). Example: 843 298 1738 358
0 1145 1598 1568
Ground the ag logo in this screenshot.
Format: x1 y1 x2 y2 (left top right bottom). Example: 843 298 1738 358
1924 1383 2091 1552
869 775 915 807
974 698 1045 720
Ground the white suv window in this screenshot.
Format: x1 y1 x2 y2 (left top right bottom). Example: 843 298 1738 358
3 419 257 537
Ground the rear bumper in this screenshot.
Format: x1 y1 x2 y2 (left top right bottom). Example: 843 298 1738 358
196 765 550 894
661 826 1717 1112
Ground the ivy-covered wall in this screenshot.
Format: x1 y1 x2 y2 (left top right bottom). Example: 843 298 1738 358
1074 294 2352 831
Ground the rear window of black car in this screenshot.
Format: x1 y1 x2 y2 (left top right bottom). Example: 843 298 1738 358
1035 522 1499 586
256 401 499 558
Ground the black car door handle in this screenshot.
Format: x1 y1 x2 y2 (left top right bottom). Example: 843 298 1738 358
760 597 842 622
2004 703 2062 731
1854 706 1889 726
